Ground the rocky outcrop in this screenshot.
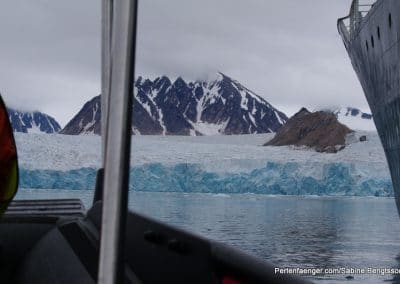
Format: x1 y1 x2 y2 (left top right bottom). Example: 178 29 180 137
264 108 353 153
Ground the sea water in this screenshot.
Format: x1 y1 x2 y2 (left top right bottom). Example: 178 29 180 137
15 189 400 283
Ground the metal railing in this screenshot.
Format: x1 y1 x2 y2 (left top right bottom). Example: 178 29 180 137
338 0 377 42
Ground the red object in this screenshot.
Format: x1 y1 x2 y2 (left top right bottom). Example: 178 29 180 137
222 276 242 284
0 97 16 200
0 106 15 164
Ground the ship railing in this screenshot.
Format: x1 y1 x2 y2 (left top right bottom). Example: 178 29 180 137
338 0 376 43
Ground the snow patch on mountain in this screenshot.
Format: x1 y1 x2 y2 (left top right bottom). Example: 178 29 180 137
8 108 61 134
333 107 375 131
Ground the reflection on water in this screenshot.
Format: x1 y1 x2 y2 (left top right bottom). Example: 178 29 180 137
15 189 400 283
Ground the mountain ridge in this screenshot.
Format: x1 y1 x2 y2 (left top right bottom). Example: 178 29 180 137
62 73 288 136
333 107 375 131
8 108 61 134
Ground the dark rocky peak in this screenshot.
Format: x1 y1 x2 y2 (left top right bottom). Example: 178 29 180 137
136 76 143 85
214 74 239 101
216 72 233 85
292 107 311 119
172 77 188 89
217 72 231 81
169 77 193 104
138 78 154 93
153 76 171 92
61 95 101 135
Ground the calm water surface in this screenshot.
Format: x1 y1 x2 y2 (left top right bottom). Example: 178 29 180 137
15 189 400 283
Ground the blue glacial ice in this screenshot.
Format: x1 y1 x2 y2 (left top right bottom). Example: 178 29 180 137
19 161 393 197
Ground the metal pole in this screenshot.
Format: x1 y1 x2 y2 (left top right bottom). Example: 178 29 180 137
94 0 113 204
101 0 113 164
98 0 137 283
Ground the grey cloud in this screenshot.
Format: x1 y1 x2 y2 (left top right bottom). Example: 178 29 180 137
0 0 367 126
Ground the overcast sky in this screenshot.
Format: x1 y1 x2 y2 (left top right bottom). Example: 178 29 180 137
0 0 369 127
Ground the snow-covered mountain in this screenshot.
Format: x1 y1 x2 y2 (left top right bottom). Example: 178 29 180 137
333 107 375 131
59 96 101 135
8 108 61 134
61 73 288 135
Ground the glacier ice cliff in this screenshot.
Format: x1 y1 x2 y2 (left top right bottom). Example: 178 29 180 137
15 132 393 197
19 161 393 197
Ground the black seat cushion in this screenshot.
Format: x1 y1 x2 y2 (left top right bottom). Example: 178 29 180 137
16 228 95 284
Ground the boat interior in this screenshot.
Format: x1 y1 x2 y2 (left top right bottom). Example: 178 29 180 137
0 199 309 284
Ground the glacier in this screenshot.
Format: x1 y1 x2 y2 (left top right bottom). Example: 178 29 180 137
14 131 393 197
19 162 393 197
